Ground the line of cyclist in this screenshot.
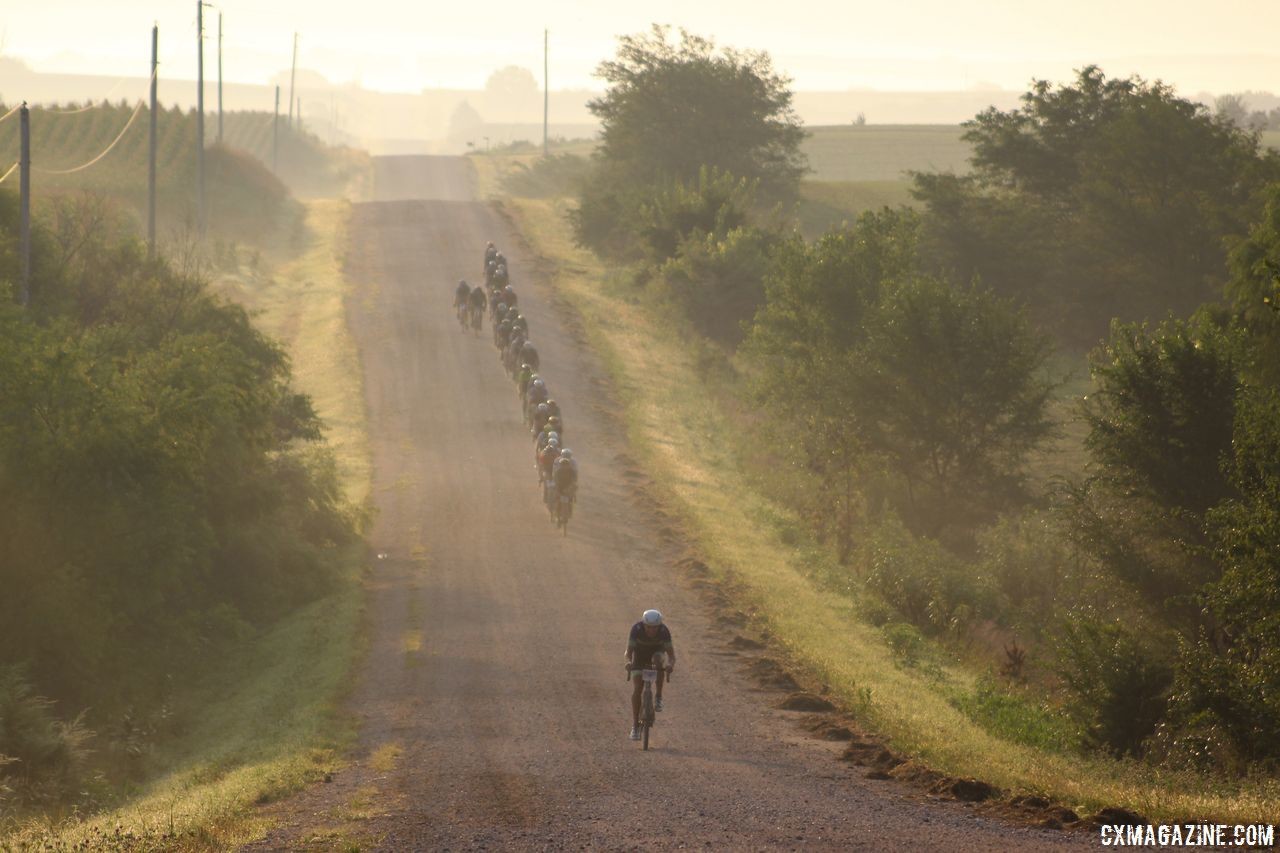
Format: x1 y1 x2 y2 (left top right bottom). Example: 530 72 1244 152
454 242 578 525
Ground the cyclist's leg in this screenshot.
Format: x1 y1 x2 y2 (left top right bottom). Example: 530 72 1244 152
655 667 665 701
631 673 643 727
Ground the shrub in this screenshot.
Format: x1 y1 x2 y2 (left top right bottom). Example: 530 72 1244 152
860 514 996 636
0 666 91 805
1052 609 1173 756
656 225 779 344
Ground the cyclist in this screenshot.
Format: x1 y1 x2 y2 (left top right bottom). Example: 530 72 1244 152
544 415 563 444
536 428 559 455
493 262 510 289
626 609 674 740
537 437 560 505
516 363 534 397
510 313 528 336
503 285 518 310
495 316 514 350
519 339 540 372
453 279 470 322
545 398 561 422
484 241 497 267
550 447 578 522
494 302 509 324
524 376 548 422
467 283 488 329
531 402 552 437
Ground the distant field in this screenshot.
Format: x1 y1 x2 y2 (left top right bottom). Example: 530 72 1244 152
802 124 970 182
795 179 915 238
1263 130 1280 150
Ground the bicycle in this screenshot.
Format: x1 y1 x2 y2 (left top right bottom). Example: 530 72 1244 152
627 652 671 751
468 302 483 333
553 484 575 535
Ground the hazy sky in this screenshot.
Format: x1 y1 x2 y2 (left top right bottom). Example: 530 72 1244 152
5 0 1280 94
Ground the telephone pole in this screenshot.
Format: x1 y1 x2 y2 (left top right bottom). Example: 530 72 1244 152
18 104 30 305
273 85 280 172
217 12 224 144
288 32 298 129
543 29 549 157
148 24 158 256
196 0 206 236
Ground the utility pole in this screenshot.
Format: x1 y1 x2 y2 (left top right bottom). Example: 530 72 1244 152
18 104 30 306
288 32 298 129
196 0 206 236
148 24 158 256
273 85 280 172
543 29 549 158
217 12 223 144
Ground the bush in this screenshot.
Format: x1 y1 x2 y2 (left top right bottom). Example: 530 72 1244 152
976 511 1080 631
1163 387 1280 768
0 666 91 805
1052 610 1173 756
656 225 779 344
860 514 995 636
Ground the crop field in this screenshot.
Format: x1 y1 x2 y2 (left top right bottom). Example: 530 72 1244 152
801 124 971 182
0 102 363 207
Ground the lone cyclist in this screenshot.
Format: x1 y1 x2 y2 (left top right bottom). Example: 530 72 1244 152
626 609 675 741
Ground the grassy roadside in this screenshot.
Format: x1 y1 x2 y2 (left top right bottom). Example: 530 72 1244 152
2 200 372 851
494 187 1280 825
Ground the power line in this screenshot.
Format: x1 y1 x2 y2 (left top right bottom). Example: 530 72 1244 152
33 96 148 175
0 104 20 124
0 161 17 183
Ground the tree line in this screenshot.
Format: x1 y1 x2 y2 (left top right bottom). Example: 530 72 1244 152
0 192 363 807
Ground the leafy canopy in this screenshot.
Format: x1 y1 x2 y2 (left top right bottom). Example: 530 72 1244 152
589 25 807 199
913 66 1280 345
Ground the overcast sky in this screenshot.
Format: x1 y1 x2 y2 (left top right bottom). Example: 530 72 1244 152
5 0 1280 94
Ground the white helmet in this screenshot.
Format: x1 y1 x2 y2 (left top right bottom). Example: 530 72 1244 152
642 609 663 626
560 448 572 459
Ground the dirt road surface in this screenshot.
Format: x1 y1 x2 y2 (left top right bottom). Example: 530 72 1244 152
244 157 1095 850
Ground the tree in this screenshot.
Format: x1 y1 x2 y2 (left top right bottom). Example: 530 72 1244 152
1226 182 1280 387
747 209 1055 550
448 99 483 144
572 25 806 259
590 26 805 197
913 66 1280 346
484 66 540 119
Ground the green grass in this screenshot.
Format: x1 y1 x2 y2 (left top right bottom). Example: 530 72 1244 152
1 200 372 850
802 125 970 182
496 192 1280 825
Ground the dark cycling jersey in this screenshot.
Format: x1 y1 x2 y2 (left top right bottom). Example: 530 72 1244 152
469 287 488 308
628 622 673 668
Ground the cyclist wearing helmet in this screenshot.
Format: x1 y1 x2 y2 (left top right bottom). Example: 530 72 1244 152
516 363 534 397
453 279 470 320
510 313 528 335
493 263 510 289
543 415 562 444
545 399 561 422
537 436 560 503
484 242 497 267
495 317 513 350
526 375 548 409
503 285 518 309
468 282 487 313
626 609 675 740
519 339 540 371
536 428 559 454
494 302 508 323
531 402 552 436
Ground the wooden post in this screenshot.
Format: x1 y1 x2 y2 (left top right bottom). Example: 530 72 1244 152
19 104 30 305
149 24 158 256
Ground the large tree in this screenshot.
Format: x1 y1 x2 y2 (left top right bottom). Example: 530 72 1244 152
589 25 806 197
573 26 806 259
913 66 1280 346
